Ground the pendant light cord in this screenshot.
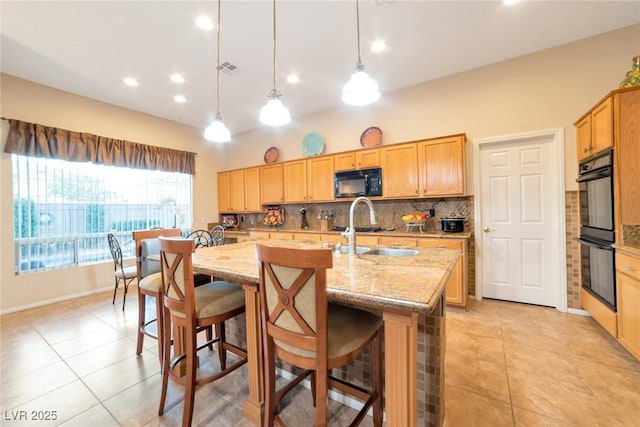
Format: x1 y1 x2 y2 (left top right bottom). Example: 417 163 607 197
216 0 222 114
272 0 277 90
356 0 362 64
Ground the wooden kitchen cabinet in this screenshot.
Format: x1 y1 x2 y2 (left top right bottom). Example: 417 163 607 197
417 238 467 307
418 135 466 197
576 95 614 162
307 156 335 202
616 251 640 360
244 167 261 212
357 149 380 169
229 169 245 212
260 163 284 204
615 88 640 227
283 160 308 203
217 171 231 212
381 143 419 198
334 149 380 171
334 152 357 171
378 237 417 247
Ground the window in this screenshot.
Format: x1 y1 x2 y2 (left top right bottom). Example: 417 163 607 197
12 155 192 274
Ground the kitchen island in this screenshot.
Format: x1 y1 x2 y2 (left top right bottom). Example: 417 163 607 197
192 240 460 426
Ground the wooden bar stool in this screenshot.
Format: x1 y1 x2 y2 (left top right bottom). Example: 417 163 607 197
132 228 182 359
256 243 383 427
158 237 247 427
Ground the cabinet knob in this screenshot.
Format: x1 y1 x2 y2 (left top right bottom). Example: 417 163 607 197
583 147 589 153
483 227 491 233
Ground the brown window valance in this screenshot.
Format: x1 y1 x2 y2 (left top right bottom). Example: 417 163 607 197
3 119 196 175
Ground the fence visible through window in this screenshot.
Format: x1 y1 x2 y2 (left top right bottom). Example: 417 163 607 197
11 155 192 274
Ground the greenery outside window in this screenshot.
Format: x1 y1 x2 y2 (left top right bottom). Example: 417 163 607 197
11 154 192 274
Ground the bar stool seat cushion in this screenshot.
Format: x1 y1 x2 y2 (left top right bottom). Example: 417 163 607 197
167 280 245 320
276 303 382 359
139 272 162 293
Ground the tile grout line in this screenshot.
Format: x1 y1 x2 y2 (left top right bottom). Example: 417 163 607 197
34 324 126 426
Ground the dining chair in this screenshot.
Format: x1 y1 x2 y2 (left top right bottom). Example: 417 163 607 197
210 225 226 246
255 243 383 427
107 233 137 311
186 229 216 286
157 237 247 427
132 228 182 359
186 229 213 248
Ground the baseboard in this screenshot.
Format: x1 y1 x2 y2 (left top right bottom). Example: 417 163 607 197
0 285 114 315
567 308 591 316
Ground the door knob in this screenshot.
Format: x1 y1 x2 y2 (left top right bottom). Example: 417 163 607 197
483 227 491 233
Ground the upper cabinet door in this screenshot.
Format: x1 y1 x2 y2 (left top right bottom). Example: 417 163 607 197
260 164 284 204
307 156 335 202
283 160 307 203
576 114 592 162
418 135 467 197
334 152 356 171
381 143 419 197
244 167 261 212
576 96 613 162
229 169 245 212
591 96 614 155
357 149 380 169
217 171 231 212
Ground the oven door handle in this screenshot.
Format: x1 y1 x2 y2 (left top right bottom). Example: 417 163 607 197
576 166 612 183
578 237 612 251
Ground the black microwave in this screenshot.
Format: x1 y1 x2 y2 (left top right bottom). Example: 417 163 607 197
334 168 382 198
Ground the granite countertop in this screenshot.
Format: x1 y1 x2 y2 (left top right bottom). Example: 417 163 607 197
226 227 472 240
613 243 640 257
192 240 460 314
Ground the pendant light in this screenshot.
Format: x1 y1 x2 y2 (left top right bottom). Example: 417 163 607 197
204 0 231 142
342 0 380 106
259 0 291 126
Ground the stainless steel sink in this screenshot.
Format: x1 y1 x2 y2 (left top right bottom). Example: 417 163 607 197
364 248 420 257
333 245 371 255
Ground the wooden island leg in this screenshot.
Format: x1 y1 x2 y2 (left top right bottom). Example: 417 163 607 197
242 283 264 425
383 310 418 427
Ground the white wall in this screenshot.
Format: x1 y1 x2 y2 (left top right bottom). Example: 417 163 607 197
227 24 640 193
0 75 228 312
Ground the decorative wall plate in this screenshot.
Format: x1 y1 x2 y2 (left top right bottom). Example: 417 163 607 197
360 126 383 147
302 132 325 157
264 146 279 164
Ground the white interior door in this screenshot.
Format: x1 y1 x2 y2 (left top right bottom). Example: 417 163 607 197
475 130 565 308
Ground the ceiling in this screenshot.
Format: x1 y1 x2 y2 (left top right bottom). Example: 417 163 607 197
2 1 639 136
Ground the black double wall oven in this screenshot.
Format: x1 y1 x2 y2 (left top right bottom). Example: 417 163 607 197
577 149 616 310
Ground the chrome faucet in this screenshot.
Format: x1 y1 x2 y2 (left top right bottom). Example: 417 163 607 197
341 196 377 255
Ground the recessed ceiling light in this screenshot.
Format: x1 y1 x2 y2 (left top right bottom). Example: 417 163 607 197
287 74 300 84
171 74 185 83
503 0 520 5
371 40 386 53
196 15 214 30
123 77 139 87
174 95 186 103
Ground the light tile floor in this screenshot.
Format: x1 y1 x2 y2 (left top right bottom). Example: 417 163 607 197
1 291 639 426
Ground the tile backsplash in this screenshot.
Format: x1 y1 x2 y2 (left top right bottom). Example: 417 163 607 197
243 197 473 233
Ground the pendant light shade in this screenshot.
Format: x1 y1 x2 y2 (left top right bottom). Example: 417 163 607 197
204 112 231 142
342 0 379 106
204 0 231 142
260 0 290 126
342 61 380 105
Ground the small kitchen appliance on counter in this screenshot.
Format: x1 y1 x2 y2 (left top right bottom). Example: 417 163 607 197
441 216 465 233
220 214 238 229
